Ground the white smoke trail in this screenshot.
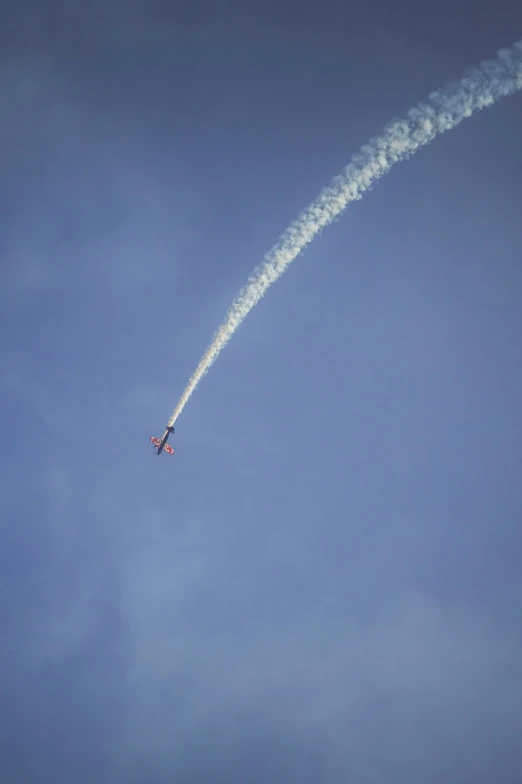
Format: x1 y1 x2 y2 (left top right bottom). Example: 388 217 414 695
169 40 522 426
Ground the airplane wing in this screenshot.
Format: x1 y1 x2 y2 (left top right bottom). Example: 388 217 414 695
150 437 161 445
164 445 175 455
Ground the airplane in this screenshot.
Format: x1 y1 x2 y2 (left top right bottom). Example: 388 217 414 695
150 425 175 456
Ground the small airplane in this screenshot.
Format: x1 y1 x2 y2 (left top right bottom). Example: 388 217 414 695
150 425 175 456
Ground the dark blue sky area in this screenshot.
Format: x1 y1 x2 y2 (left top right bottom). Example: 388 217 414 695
1 2 522 782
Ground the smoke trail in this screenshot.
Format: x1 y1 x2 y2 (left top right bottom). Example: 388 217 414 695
168 41 522 426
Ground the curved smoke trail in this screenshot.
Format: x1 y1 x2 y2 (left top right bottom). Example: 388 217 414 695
169 40 522 426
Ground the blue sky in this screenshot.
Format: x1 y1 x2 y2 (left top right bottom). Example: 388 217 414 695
1 2 522 782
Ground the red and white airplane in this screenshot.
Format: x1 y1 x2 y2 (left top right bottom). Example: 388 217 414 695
150 425 175 456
